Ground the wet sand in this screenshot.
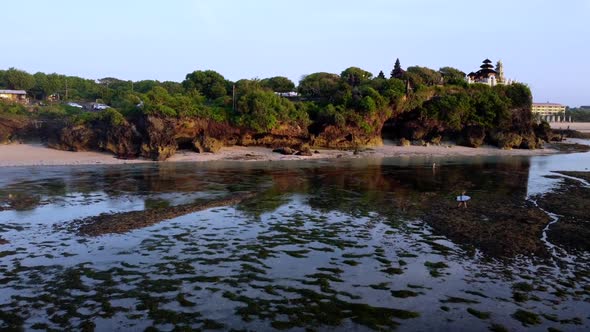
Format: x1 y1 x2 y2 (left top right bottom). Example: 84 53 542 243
0 142 558 167
551 122 590 132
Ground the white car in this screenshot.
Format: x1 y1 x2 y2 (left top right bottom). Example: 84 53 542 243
93 104 110 110
66 102 83 108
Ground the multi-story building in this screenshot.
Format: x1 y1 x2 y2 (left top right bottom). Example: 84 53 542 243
531 102 566 116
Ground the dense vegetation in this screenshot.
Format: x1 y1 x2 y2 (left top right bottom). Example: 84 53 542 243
1 60 535 147
566 107 590 122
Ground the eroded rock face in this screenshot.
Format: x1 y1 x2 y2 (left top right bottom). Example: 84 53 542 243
312 124 383 149
398 138 411 147
192 136 222 153
95 122 142 159
490 131 523 150
138 116 178 160
48 125 96 151
383 103 542 150
462 126 486 148
37 101 542 161
0 116 31 144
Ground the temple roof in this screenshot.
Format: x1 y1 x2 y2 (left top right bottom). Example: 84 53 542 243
483 59 492 63
476 68 497 75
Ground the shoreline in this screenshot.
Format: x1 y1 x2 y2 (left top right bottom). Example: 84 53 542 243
0 142 560 167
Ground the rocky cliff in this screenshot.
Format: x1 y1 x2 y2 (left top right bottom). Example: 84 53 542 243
0 115 32 144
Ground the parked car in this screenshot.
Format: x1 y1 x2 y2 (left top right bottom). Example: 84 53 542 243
93 103 110 110
66 102 83 108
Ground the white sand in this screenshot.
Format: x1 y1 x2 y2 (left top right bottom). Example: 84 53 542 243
0 142 558 167
0 144 149 167
550 122 590 132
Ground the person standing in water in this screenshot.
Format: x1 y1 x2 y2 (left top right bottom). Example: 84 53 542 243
457 191 470 208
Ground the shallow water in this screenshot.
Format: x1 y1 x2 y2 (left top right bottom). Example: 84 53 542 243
1 150 589 331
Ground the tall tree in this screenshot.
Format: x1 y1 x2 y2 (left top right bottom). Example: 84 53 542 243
390 59 405 79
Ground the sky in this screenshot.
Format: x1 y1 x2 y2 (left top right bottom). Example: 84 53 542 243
1 0 589 106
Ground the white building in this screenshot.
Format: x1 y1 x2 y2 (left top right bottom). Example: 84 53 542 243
466 59 514 87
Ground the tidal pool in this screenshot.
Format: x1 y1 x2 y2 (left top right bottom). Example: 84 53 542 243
1 152 589 331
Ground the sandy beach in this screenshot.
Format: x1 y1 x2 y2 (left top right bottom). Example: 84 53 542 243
550 122 590 132
0 142 558 167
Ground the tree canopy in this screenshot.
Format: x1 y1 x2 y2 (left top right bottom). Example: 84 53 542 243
2 68 35 90
260 76 295 93
182 70 231 100
439 67 466 85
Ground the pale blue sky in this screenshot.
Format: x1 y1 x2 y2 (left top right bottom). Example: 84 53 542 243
2 0 589 106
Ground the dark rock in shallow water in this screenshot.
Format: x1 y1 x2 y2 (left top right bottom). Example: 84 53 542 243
548 142 590 153
273 147 295 155
296 150 313 156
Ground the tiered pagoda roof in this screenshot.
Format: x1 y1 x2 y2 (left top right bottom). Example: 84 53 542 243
467 59 497 79
477 59 496 76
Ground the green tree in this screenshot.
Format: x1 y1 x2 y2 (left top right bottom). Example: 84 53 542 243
390 58 405 79
340 67 373 87
182 70 230 100
260 76 295 93
143 86 177 117
161 81 184 95
299 72 350 104
31 72 64 100
377 71 386 80
0 70 6 88
236 88 299 133
4 67 35 90
406 66 442 86
134 80 160 93
439 67 466 85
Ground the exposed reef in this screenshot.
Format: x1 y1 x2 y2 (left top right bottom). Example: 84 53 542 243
535 171 590 252
73 192 255 236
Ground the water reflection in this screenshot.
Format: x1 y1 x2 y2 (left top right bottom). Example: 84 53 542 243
0 155 589 331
